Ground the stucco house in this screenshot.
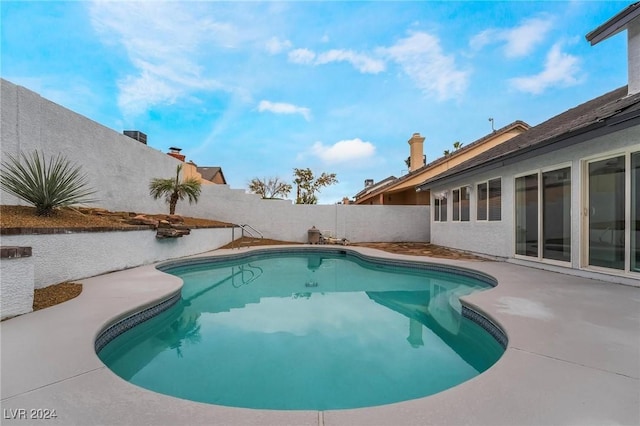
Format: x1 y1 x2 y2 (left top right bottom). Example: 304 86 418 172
417 3 640 285
165 147 227 185
354 121 530 205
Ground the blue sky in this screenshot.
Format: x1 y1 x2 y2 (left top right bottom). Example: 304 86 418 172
1 1 633 204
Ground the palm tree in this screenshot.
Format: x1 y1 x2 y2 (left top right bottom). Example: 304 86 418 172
0 150 97 216
149 164 202 215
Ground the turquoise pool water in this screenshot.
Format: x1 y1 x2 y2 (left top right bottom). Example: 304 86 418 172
98 250 504 410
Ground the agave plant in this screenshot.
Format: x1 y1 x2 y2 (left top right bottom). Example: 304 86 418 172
0 150 97 216
149 164 202 215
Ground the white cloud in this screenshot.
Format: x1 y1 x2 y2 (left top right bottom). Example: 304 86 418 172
311 138 376 163
89 1 229 116
316 49 385 74
470 16 554 58
258 100 311 121
288 48 316 64
381 32 469 100
509 43 581 94
288 47 384 74
265 37 292 54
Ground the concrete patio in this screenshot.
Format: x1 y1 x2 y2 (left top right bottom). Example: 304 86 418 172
1 245 638 425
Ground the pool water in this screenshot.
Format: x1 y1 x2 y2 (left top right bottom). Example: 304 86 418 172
98 251 504 410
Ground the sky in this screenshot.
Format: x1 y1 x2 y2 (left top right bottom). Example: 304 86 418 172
1 1 633 204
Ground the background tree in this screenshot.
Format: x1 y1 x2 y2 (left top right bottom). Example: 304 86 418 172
248 176 292 199
149 164 202 215
293 168 338 204
0 150 97 216
453 141 463 150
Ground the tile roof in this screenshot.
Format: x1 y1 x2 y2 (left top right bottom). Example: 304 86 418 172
354 175 398 199
418 86 640 189
196 166 226 183
354 120 529 201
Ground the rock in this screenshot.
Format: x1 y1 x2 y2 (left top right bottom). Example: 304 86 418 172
167 215 185 224
156 228 190 239
125 215 159 227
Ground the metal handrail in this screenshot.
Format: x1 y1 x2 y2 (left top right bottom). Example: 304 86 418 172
239 224 264 239
231 224 264 249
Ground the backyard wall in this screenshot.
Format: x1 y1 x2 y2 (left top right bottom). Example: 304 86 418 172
0 79 430 243
0 227 233 319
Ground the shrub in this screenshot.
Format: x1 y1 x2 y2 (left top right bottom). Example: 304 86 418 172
0 150 97 216
149 164 202 215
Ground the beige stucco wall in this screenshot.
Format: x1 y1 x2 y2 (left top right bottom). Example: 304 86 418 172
182 162 215 185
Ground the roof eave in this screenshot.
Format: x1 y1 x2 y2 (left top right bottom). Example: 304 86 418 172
586 2 640 45
417 112 640 191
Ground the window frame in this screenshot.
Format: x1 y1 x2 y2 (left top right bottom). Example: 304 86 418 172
451 186 470 222
476 177 502 222
433 191 448 222
514 163 572 265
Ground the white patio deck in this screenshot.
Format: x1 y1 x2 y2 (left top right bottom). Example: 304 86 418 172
1 246 638 425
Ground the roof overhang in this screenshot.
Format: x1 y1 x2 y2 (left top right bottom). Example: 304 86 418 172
586 2 640 45
417 109 640 191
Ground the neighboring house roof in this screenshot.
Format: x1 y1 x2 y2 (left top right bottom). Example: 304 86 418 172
417 86 640 190
586 1 640 45
353 175 397 199
354 120 530 202
196 166 227 184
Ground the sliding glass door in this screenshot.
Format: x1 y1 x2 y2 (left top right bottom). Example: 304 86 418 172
588 156 625 269
632 152 639 273
515 167 571 261
587 151 639 273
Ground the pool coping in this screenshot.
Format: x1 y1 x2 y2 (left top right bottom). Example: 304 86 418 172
1 245 638 425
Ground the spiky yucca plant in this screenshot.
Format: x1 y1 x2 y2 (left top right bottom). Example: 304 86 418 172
149 164 202 215
0 150 97 216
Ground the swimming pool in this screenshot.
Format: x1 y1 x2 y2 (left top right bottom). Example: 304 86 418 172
97 248 505 410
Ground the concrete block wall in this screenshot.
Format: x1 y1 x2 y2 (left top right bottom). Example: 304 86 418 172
0 228 234 291
0 247 35 319
0 78 430 243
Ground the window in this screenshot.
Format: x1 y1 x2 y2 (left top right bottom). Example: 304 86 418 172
433 192 447 222
477 182 487 220
477 178 501 221
452 189 460 221
461 187 470 221
515 167 571 262
488 178 502 221
451 187 470 222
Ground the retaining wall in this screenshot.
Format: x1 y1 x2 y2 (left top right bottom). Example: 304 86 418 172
0 247 34 319
0 227 234 319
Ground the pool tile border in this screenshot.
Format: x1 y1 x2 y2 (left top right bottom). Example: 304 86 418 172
94 291 181 353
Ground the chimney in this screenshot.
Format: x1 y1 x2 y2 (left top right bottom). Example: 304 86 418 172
364 179 374 187
167 147 185 162
408 133 425 172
